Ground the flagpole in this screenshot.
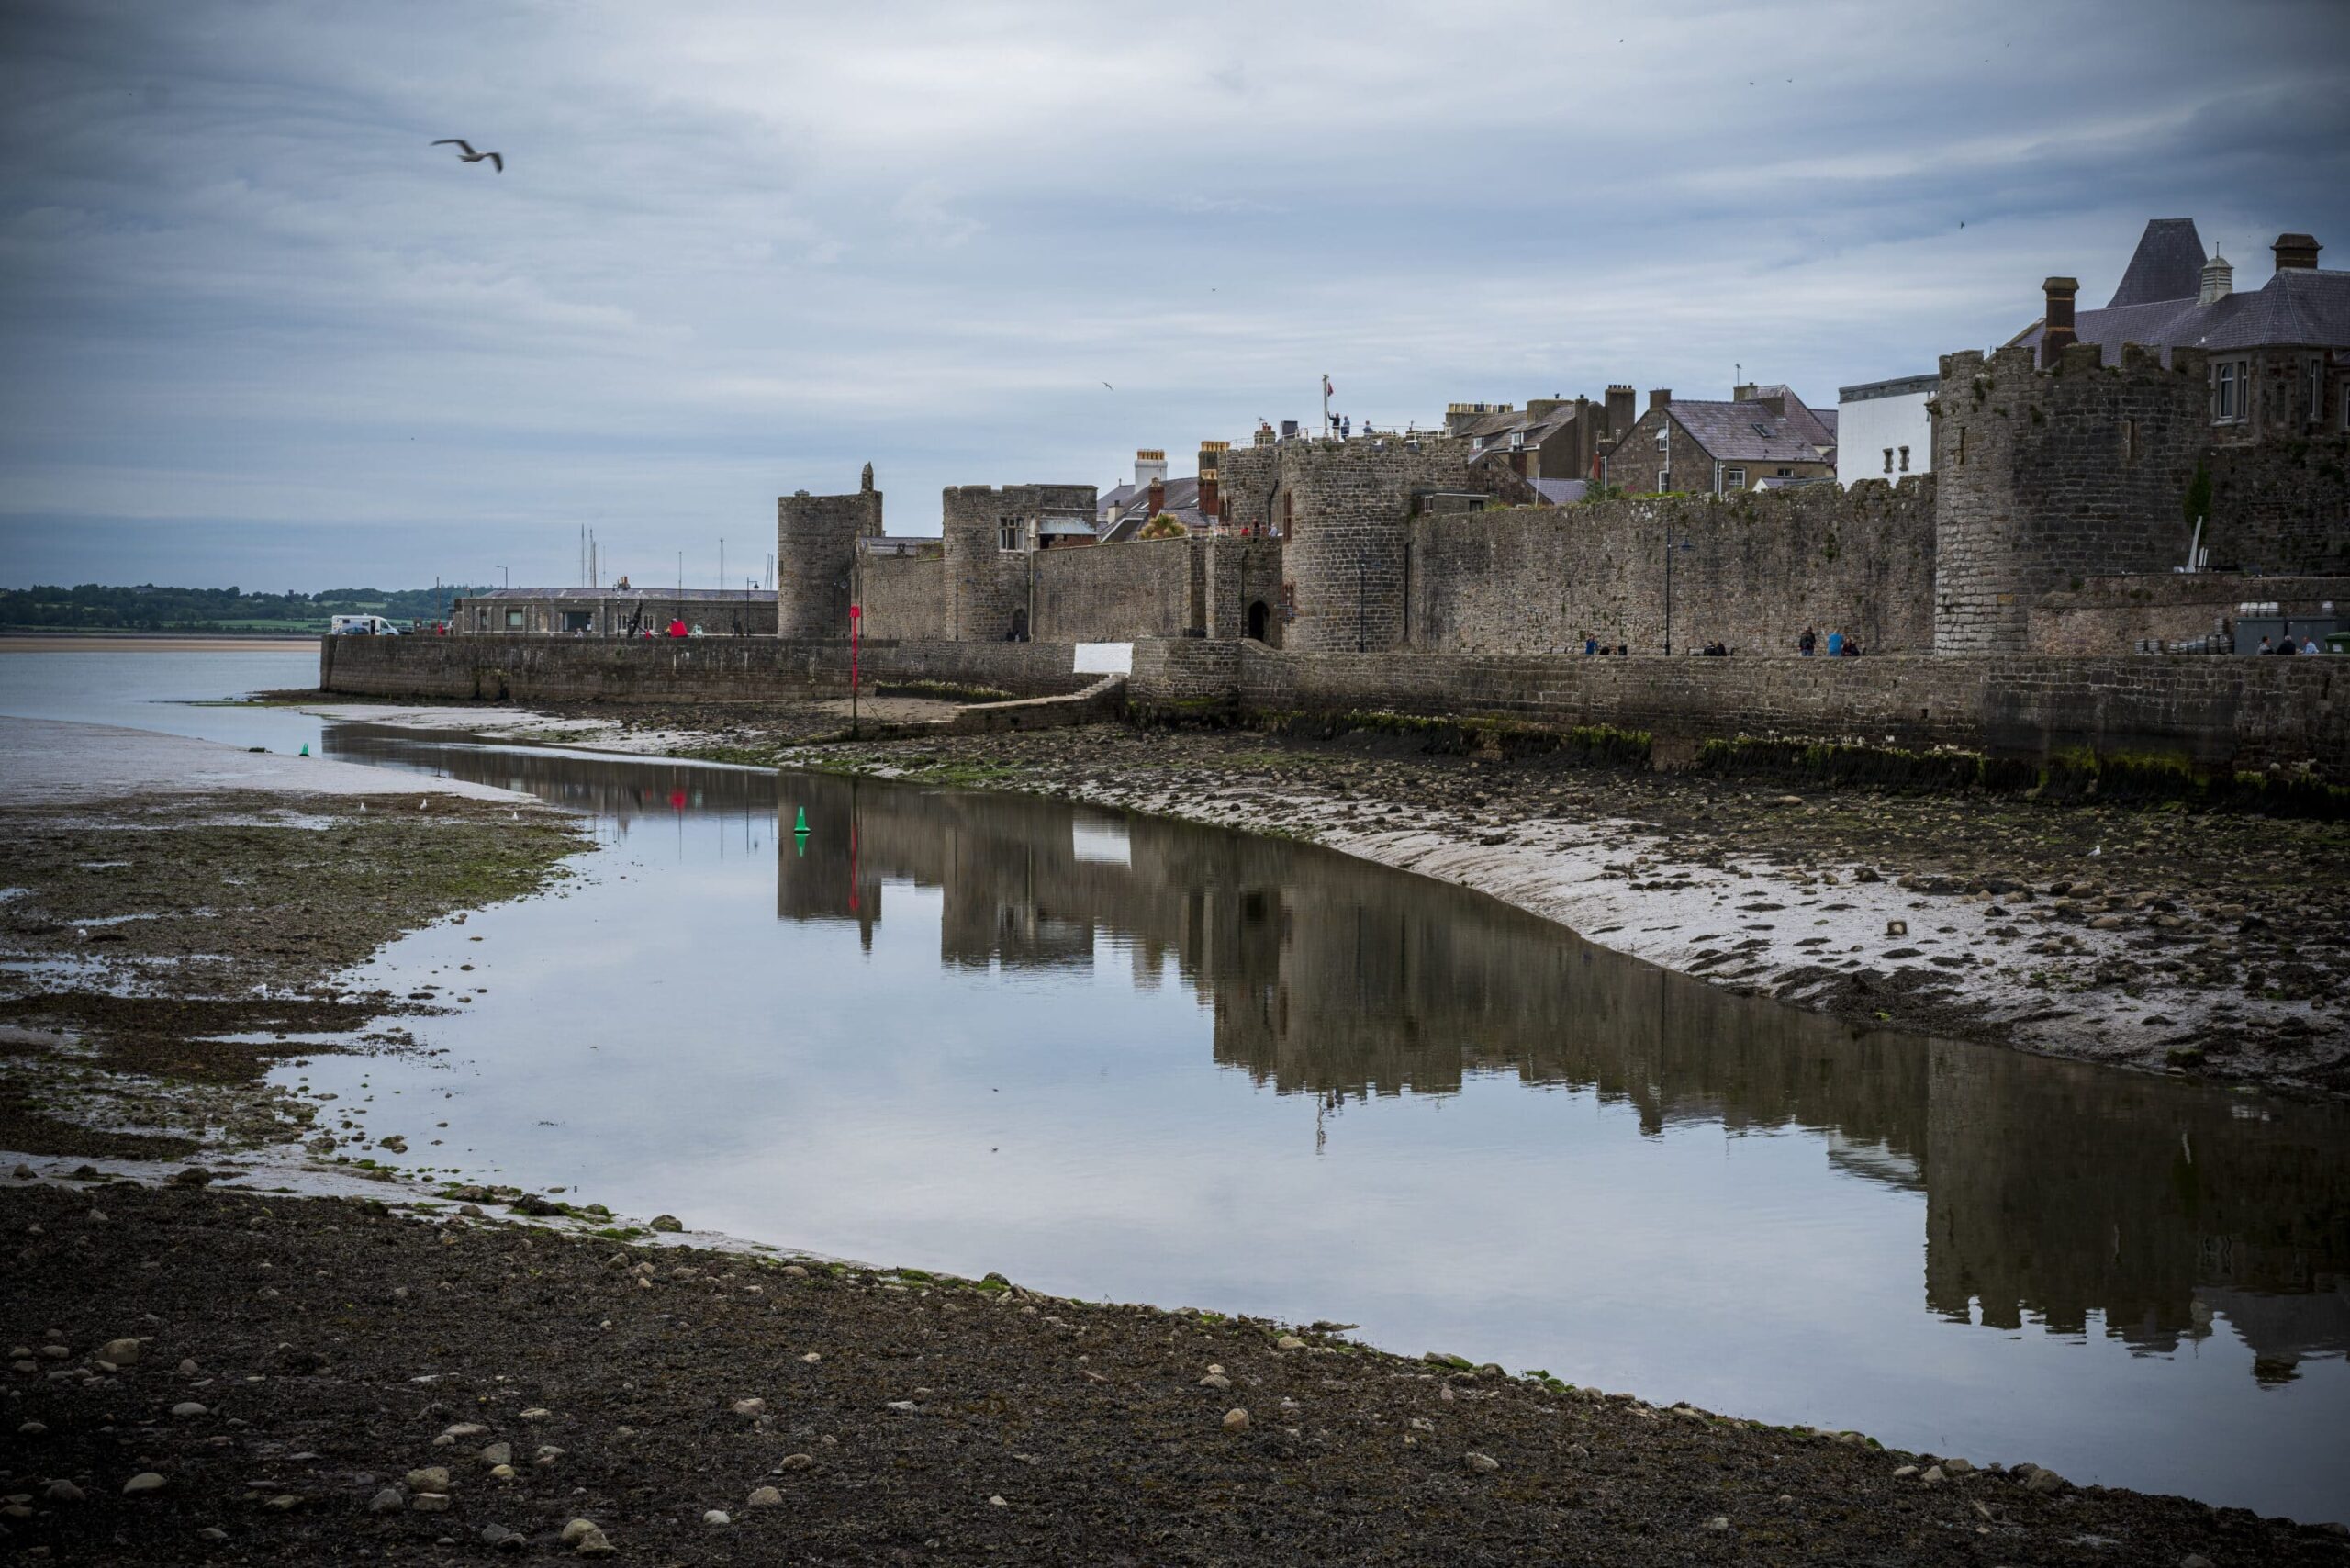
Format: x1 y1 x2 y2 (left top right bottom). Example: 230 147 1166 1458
1321 373 1330 439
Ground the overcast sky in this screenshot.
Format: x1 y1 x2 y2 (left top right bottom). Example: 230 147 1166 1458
4 0 2346 591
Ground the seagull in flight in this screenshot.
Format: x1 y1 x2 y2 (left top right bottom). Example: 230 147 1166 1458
431 139 503 173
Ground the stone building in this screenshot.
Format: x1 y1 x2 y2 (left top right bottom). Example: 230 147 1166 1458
1602 386 1838 497
2012 221 2350 442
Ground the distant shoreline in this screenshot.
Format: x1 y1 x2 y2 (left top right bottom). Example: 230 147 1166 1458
0 633 318 652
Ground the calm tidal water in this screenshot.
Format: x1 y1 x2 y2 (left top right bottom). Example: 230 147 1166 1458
6 647 2347 1522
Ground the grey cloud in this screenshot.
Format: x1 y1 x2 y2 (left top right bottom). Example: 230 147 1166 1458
1 0 2345 588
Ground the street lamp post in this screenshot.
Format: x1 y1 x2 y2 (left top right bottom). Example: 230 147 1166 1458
1662 535 1692 655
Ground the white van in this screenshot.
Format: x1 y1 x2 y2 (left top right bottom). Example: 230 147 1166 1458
329 614 399 636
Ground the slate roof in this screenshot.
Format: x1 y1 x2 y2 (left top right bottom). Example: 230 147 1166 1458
1097 476 1200 530
1665 400 1833 463
2016 266 2350 364
1531 477 1589 504
2107 218 2206 308
1743 385 1837 449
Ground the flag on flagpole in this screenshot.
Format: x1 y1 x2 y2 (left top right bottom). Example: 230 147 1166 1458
1322 375 1334 398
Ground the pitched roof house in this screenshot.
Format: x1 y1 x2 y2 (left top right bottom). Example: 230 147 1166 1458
1601 386 1838 497
2011 221 2350 440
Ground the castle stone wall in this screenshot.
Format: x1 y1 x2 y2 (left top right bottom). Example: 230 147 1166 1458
2206 433 2350 576
1410 478 1934 655
1221 436 1522 653
1933 343 2210 654
1033 537 1192 643
855 552 943 643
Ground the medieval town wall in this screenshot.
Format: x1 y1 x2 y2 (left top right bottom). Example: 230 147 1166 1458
319 633 1094 705
1126 641 2348 778
1409 478 1935 655
1032 537 1194 643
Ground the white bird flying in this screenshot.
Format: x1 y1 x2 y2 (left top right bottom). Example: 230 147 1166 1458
431 139 504 173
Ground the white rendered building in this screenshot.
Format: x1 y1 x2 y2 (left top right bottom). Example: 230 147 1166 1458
1836 374 1936 487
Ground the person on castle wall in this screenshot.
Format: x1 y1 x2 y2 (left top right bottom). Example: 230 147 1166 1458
667 616 688 638
1583 635 1599 655
1826 629 1844 657
2256 635 2275 653
1798 626 1817 657
1841 637 1863 657
2275 633 2298 655
2306 636 2324 655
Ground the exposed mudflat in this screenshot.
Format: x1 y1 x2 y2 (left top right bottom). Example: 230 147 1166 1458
7 1177 2345 1564
0 720 587 1170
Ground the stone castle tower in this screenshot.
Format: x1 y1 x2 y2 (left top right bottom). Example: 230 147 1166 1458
1931 340 2209 653
939 483 1094 641
777 464 883 640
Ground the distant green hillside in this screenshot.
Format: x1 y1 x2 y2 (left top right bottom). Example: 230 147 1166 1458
0 584 495 634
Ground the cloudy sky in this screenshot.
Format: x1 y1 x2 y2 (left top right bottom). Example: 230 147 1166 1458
4 0 2346 591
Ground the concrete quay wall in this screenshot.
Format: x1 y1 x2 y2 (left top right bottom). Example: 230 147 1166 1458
1129 641 2350 778
318 635 1095 704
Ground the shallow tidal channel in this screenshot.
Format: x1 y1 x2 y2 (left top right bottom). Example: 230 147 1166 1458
7 647 2349 1522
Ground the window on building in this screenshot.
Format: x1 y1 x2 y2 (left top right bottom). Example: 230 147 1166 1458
1751 421 1776 440
1882 448 1894 474
2123 419 2136 462
2212 360 2246 422
1956 425 1967 465
1723 467 1746 489
505 610 524 629
1654 423 1669 450
1775 467 1792 477
1897 445 1910 472
2308 357 2325 424
998 516 1023 552
1656 469 1671 493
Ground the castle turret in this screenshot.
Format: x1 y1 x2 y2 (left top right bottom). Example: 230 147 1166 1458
777 465 883 640
941 483 1096 641
1931 343 2207 653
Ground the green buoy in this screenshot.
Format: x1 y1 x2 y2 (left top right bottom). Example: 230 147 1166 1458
298 743 310 757
794 806 810 834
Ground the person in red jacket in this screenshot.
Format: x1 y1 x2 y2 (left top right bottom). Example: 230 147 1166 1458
666 617 688 638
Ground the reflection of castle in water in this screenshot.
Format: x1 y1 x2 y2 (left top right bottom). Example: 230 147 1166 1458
776 770 2350 1381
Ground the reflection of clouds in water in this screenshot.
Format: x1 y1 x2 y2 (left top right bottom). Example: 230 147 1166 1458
293 724 2350 1517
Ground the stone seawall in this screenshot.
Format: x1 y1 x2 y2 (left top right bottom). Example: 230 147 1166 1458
318 635 1094 703
1129 641 2349 778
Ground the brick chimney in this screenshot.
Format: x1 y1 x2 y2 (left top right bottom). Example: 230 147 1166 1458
2199 254 2233 305
1197 441 1226 522
1147 476 1165 517
2272 232 2321 272
1605 385 1635 437
2039 277 2078 368
1648 388 1673 412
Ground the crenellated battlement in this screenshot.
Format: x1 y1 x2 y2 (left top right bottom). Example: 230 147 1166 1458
1931 340 2211 653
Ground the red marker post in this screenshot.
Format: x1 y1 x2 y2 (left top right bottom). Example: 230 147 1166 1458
848 602 861 739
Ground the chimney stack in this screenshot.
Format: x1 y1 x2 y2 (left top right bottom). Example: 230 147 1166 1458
1147 476 1165 518
2039 277 2078 368
2272 232 2321 273
2199 254 2233 305
1197 441 1227 522
1605 384 1635 437
1647 388 1673 412
1134 448 1169 488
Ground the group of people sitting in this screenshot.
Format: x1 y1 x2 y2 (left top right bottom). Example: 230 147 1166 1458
2255 634 2326 655
1796 626 1863 657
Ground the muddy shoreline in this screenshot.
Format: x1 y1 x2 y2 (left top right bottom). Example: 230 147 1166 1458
8 1178 2347 1563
